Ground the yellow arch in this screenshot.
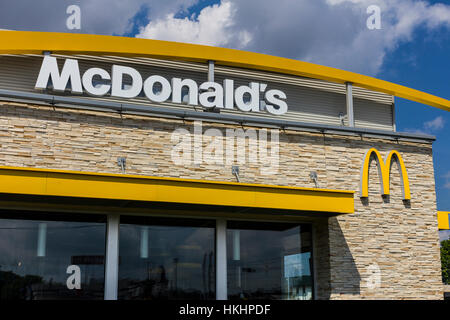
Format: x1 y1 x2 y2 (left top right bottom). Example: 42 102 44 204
360 148 411 200
0 30 449 112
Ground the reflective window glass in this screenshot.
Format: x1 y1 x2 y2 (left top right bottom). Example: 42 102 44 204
118 216 215 300
227 221 313 300
0 212 106 300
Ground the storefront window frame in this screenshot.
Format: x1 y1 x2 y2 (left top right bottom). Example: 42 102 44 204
225 219 315 300
102 214 316 301
0 210 108 300
116 215 217 300
0 209 316 300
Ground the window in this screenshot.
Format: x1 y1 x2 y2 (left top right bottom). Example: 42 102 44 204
118 216 215 300
0 209 315 300
0 212 106 300
227 221 313 300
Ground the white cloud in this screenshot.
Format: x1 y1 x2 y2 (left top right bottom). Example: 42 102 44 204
424 116 445 131
0 0 199 36
137 2 238 47
403 128 427 135
440 230 450 242
404 116 445 135
2 0 450 76
136 0 450 76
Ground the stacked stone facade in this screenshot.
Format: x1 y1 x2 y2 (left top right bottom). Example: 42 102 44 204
0 101 443 299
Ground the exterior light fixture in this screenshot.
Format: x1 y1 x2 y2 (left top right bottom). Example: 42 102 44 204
339 112 346 126
232 165 240 182
117 157 126 173
310 171 319 188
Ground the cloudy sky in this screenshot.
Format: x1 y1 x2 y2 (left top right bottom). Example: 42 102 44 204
0 0 450 231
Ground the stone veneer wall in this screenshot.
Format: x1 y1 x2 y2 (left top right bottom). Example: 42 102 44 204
0 101 443 299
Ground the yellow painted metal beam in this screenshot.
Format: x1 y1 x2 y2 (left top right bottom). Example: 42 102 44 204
0 31 449 112
438 211 450 230
0 166 354 214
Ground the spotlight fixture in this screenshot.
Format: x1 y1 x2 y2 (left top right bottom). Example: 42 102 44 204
232 165 240 182
117 157 126 173
310 171 319 188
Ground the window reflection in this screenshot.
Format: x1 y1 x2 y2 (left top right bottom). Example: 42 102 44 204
118 216 215 300
0 212 106 300
227 221 313 300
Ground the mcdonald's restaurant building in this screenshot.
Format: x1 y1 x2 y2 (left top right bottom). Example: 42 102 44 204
0 31 446 301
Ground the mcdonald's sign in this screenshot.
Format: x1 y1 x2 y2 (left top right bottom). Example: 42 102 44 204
360 148 411 200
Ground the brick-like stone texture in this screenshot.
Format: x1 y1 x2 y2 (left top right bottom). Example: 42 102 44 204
0 102 443 299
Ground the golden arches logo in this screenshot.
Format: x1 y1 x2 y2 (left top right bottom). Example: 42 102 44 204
360 148 411 200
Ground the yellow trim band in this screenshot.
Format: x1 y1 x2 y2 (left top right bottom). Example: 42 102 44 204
0 166 355 214
438 211 450 230
0 31 449 112
360 148 411 200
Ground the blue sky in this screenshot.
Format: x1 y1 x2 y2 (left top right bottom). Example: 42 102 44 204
0 0 449 229
380 23 450 211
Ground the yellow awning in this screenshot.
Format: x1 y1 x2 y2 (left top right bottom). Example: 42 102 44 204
0 166 354 214
438 211 450 230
